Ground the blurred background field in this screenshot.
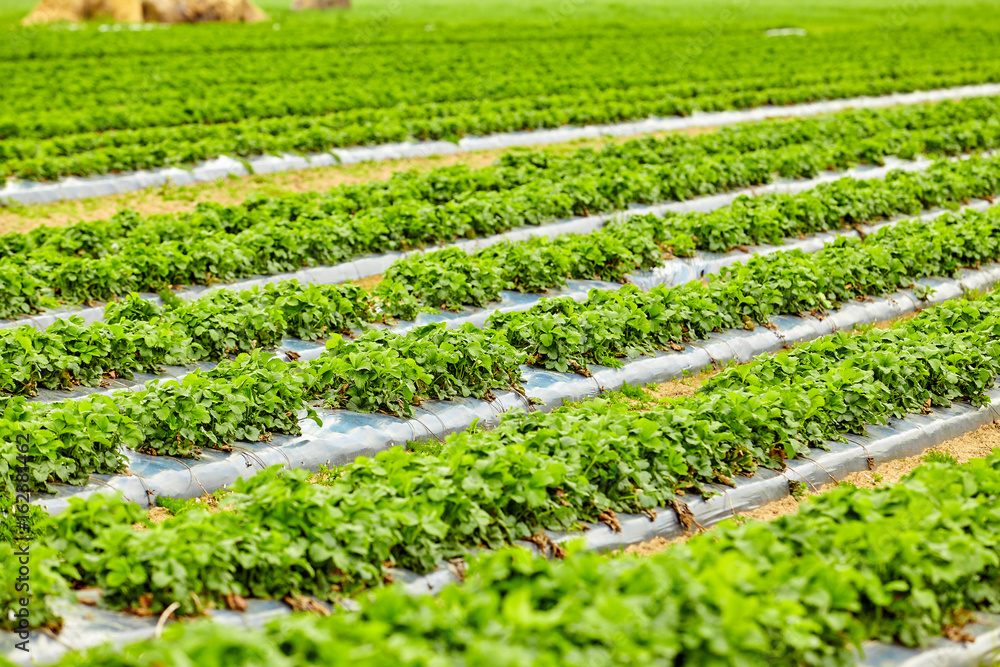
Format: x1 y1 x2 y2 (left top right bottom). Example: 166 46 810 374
1 0 998 33
2 0 999 183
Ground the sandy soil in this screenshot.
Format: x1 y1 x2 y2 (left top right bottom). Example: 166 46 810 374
131 494 225 531
0 127 716 236
131 506 172 531
353 273 383 290
625 421 1000 557
646 367 719 400
146 506 172 524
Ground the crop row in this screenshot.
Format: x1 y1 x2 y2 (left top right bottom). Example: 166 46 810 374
6 95 1000 260
2 48 997 141
3 14 1000 182
5 281 1000 640
4 96 1000 319
0 29 945 89
5 202 1000 496
4 154 997 404
378 154 1000 316
7 71 1000 183
6 69 986 149
2 320 525 493
1 282 377 397
4 9 996 70
485 205 1000 372
0 61 870 128
18 449 1000 666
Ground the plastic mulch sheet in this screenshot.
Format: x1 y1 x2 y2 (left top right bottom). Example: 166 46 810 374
2 83 1000 206
2 160 988 335
5 385 1000 666
26 258 1000 515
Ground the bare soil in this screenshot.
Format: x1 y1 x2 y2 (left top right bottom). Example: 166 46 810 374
352 273 383 290
647 367 719 400
132 506 172 531
147 506 172 524
130 494 225 531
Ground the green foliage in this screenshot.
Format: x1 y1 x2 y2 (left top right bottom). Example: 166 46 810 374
26 452 1000 665
301 323 525 417
12 10 1000 661
377 248 505 318
0 260 51 320
252 281 377 341
12 149 1000 403
120 350 318 458
924 450 959 465
2 13 1000 186
11 201 1000 492
5 97 1000 315
0 349 323 491
21 287 1000 622
489 204 1000 375
104 293 164 324
168 290 286 361
0 543 67 633
0 493 45 546
0 396 136 494
0 278 380 400
0 315 188 395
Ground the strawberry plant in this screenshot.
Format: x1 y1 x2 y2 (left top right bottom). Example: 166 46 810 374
0 395 137 493
120 350 317 458
21 449 1000 663
6 98 1000 317
301 323 525 417
20 288 1000 625
376 247 505 319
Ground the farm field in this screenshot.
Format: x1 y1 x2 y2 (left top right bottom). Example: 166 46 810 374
4 0 1000 665
2 0 1000 182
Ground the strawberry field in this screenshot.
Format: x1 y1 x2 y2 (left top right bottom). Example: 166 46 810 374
3 0 1000 665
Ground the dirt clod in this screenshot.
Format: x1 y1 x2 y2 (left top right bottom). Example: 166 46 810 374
524 533 567 559
671 500 697 533
283 594 331 616
223 592 248 612
598 510 622 532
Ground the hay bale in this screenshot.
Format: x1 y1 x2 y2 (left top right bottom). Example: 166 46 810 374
291 0 350 10
22 0 142 24
141 0 268 22
23 0 266 23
